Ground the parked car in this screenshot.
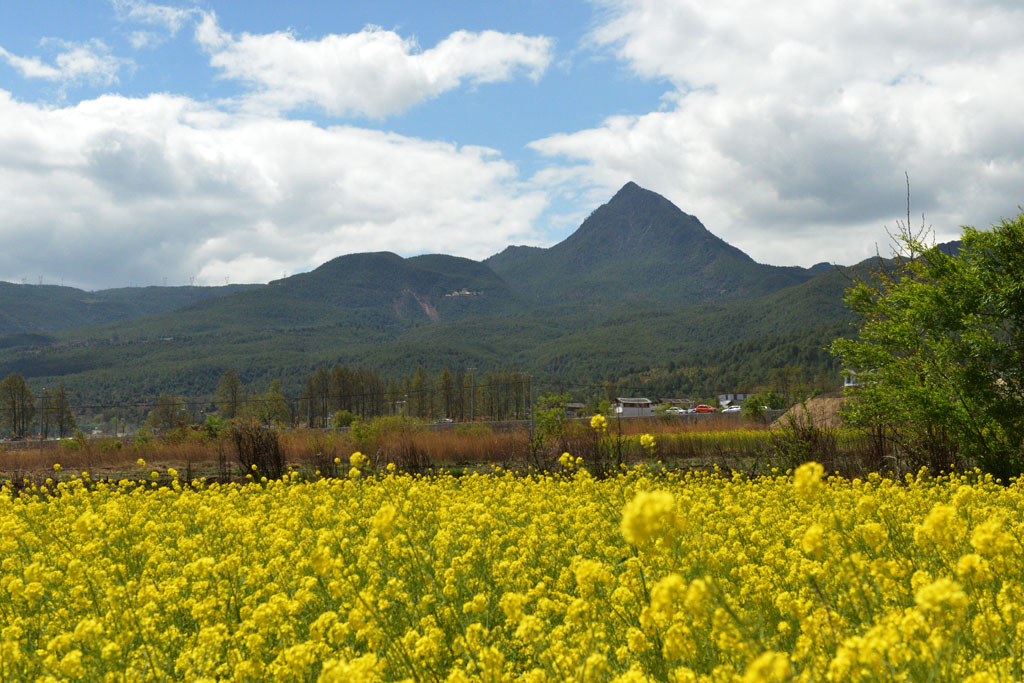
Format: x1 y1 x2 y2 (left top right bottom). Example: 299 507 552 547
721 405 742 413
694 404 715 413
665 407 685 414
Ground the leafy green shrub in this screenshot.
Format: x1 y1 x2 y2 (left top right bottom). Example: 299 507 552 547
133 426 153 448
203 415 228 440
350 415 420 451
96 438 123 453
60 438 84 453
331 410 357 430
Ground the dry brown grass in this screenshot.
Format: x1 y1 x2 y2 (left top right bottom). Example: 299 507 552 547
0 415 770 484
772 393 848 431
601 415 767 435
0 439 228 483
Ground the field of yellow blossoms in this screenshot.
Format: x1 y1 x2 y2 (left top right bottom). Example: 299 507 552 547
2 459 1023 682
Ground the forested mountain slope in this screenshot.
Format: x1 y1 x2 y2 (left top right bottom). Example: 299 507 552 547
0 183 932 402
0 282 257 335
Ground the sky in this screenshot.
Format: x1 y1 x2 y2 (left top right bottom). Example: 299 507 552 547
1 0 1022 290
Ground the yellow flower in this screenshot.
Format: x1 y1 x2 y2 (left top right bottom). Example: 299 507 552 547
793 461 824 499
5 446 1024 680
621 490 678 546
743 651 792 682
915 504 961 548
371 504 397 538
801 524 824 557
648 573 686 622
955 553 991 583
915 577 968 617
590 414 607 432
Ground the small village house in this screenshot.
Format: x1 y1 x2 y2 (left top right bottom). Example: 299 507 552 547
612 397 655 417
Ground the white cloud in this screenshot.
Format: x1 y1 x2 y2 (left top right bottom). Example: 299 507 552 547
128 31 160 49
112 0 195 35
0 40 126 86
0 47 62 80
0 90 547 290
531 0 1024 266
195 11 554 118
112 1 199 48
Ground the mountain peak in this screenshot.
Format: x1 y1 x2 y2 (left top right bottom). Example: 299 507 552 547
566 181 712 253
607 180 669 208
613 180 642 195
484 181 821 305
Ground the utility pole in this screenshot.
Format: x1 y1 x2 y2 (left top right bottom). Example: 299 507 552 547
522 376 527 421
529 375 534 444
39 389 47 448
468 367 476 421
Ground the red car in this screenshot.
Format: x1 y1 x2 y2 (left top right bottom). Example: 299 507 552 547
694 404 716 413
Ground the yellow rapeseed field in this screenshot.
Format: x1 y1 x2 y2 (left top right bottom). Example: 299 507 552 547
1 459 1022 681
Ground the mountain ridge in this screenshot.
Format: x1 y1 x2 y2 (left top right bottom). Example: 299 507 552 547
0 182 960 401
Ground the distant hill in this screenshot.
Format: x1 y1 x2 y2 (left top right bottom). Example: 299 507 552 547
109 251 519 338
0 182 940 402
0 282 257 335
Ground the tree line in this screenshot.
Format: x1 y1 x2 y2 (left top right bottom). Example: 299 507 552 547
144 366 535 430
0 372 76 439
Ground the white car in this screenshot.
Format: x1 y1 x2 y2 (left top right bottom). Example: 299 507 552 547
721 405 742 413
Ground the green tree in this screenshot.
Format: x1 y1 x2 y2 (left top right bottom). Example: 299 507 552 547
37 387 52 439
772 365 807 405
0 372 35 437
438 368 455 419
831 212 1024 479
302 367 332 427
410 366 429 418
35 385 77 439
146 395 188 431
241 379 291 426
50 384 76 438
261 380 292 426
741 390 787 420
214 369 245 419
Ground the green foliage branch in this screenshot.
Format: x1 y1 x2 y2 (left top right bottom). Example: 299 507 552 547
831 212 1024 479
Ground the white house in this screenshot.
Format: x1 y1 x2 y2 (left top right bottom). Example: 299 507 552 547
613 397 655 417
